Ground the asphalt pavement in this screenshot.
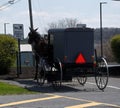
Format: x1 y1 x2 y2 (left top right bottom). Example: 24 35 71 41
0 77 120 108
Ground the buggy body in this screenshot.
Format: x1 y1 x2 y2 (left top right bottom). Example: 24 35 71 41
48 28 94 67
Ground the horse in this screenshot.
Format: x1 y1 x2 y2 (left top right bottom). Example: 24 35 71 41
28 27 48 79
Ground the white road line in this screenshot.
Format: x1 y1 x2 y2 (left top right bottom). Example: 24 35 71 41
86 82 96 85
107 85 120 90
87 82 120 90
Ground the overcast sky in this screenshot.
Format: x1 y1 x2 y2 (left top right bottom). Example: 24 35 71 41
0 0 120 38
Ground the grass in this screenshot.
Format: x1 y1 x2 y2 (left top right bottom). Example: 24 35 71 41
0 81 37 95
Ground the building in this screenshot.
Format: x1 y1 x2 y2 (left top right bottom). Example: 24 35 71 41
20 44 33 67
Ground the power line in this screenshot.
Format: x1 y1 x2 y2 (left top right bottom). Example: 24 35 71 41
0 2 9 9
0 0 21 11
0 0 5 2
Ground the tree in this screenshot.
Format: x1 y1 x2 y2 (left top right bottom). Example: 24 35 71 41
48 18 78 29
111 34 120 63
0 35 18 74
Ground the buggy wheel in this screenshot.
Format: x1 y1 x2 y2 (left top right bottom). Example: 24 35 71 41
95 57 109 90
77 69 87 86
77 75 87 86
37 58 46 86
52 58 62 90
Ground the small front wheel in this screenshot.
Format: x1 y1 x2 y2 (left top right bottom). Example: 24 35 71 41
76 69 87 86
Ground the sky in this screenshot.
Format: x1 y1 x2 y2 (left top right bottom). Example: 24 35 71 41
0 0 120 38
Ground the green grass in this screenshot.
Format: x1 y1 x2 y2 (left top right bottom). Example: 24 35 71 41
0 81 37 95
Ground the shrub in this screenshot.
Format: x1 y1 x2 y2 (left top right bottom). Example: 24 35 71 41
111 34 120 63
0 35 18 74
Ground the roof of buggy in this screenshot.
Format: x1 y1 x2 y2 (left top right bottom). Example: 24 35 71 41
48 28 93 33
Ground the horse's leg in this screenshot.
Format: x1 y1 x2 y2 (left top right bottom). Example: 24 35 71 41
34 55 39 80
34 61 38 80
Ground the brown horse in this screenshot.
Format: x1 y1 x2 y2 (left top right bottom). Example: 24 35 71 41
28 28 48 79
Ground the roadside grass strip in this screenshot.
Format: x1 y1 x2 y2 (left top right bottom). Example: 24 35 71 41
0 81 36 95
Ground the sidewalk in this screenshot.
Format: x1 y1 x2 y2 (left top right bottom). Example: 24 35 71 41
0 79 36 88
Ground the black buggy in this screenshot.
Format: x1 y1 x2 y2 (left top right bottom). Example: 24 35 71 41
37 27 109 90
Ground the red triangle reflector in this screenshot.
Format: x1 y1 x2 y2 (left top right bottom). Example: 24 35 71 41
75 53 86 64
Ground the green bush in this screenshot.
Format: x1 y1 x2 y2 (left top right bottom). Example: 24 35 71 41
111 34 120 63
0 35 18 74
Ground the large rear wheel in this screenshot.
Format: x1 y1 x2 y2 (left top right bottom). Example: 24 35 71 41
95 57 109 90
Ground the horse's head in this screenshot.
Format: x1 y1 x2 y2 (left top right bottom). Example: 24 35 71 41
28 27 41 44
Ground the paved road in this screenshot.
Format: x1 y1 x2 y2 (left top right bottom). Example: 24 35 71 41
0 77 120 108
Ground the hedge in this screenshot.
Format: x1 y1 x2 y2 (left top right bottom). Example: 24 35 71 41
111 34 120 63
0 34 18 74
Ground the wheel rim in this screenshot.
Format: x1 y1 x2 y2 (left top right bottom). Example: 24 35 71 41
95 57 109 90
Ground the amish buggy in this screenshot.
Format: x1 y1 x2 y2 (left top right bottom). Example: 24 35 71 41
28 27 109 90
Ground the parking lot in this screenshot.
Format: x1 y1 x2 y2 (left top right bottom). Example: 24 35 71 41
0 77 120 108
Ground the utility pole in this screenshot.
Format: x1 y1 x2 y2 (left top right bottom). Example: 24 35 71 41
28 0 35 67
28 0 33 29
100 2 107 57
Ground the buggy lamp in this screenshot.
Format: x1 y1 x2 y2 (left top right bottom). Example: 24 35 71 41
91 56 97 67
64 56 67 62
91 55 95 62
